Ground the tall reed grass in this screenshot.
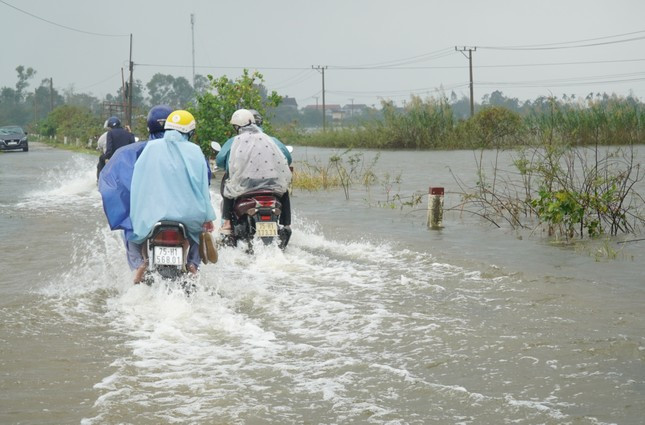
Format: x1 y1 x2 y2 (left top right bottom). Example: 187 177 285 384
277 95 645 150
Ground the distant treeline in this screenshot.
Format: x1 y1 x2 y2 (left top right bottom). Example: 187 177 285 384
2 64 644 150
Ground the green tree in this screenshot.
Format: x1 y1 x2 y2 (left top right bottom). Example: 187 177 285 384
193 74 210 95
37 104 103 142
15 65 36 101
191 69 282 154
146 73 197 109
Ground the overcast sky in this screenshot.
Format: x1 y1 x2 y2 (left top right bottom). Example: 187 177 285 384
2 0 645 108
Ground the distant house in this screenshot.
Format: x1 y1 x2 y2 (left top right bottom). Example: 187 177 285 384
303 104 342 119
281 96 298 110
342 103 369 117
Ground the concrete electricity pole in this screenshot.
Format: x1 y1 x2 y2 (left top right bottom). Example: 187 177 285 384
312 65 328 130
128 33 134 127
191 14 196 89
455 46 476 117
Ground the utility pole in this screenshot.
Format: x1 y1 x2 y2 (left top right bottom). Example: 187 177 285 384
49 78 54 112
191 14 196 89
128 33 134 128
312 65 328 130
455 46 476 117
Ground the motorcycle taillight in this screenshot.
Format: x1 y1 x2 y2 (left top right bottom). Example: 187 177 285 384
255 196 276 207
153 229 184 245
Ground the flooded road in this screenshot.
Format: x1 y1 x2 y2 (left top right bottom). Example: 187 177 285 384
1 142 643 424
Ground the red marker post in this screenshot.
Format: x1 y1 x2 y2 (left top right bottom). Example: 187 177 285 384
427 187 444 229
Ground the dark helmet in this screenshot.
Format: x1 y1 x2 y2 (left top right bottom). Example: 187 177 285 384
147 105 173 136
248 109 263 126
106 116 121 129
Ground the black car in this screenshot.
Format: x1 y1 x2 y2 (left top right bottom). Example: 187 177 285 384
0 125 29 152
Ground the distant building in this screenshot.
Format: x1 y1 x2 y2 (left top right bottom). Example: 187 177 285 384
281 96 298 109
303 104 342 118
342 103 369 117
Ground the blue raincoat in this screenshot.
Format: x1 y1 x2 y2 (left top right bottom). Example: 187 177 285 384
129 130 216 244
98 141 147 240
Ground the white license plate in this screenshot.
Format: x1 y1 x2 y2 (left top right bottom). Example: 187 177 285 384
256 221 278 237
154 246 183 265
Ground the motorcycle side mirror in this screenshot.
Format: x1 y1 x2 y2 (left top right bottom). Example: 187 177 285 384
210 141 221 152
286 145 293 153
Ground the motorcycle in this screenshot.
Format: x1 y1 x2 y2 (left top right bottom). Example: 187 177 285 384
141 220 194 287
211 141 292 251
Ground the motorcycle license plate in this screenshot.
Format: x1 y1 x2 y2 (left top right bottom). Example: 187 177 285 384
154 246 182 265
256 221 278 237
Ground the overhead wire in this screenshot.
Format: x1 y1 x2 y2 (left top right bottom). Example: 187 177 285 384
480 29 645 50
0 0 129 37
328 47 456 69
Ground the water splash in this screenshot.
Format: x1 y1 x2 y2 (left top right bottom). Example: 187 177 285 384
15 155 100 212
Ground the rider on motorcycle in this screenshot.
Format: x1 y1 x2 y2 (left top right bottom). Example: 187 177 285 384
129 110 216 276
104 116 135 161
215 109 292 235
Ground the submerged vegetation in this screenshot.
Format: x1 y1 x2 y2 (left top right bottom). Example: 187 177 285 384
287 95 645 242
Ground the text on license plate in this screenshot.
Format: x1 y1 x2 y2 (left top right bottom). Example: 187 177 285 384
154 246 183 265
256 221 278 237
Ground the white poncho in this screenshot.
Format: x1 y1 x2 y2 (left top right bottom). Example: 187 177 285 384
224 126 292 198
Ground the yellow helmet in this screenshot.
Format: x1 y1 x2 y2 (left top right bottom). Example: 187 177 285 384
164 110 196 134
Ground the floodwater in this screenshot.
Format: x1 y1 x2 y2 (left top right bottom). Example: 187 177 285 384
1 142 643 425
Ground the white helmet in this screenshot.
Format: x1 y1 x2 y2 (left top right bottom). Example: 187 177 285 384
230 109 255 128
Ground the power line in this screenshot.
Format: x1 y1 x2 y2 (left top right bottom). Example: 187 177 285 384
0 0 128 37
329 47 456 69
271 69 317 90
77 71 122 91
135 57 645 73
480 71 645 85
136 63 310 71
480 28 645 50
480 34 645 50
477 77 645 89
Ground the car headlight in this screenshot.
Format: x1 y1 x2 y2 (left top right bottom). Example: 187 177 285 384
20 137 27 142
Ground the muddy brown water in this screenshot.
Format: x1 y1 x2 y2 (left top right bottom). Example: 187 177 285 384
1 142 643 424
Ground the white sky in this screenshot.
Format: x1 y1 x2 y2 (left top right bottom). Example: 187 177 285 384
2 0 645 108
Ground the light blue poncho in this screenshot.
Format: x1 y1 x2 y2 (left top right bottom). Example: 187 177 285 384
129 130 216 244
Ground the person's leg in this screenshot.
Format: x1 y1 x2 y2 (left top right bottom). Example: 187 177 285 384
220 171 234 232
123 234 146 283
96 154 106 180
221 197 234 232
186 240 200 273
279 191 291 226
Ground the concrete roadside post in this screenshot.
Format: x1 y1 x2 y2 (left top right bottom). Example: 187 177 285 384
427 187 444 229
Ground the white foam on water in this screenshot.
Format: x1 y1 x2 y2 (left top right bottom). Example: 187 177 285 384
14 154 100 212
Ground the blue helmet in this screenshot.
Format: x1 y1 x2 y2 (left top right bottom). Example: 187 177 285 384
106 116 121 128
248 109 263 126
147 105 172 138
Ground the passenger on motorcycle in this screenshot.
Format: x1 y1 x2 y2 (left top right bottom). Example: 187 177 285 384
99 105 170 282
129 110 216 277
216 109 292 234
